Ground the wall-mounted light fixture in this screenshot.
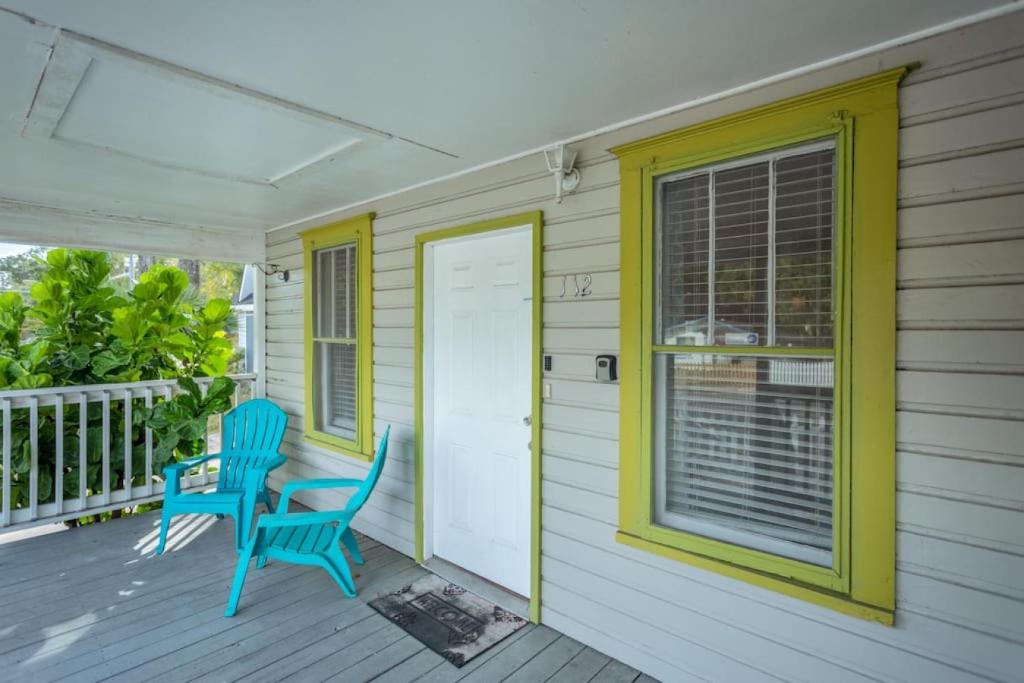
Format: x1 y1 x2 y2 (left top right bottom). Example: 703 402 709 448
254 263 289 282
543 144 581 203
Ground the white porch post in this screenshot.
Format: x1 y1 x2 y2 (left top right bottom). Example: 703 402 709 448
253 266 267 399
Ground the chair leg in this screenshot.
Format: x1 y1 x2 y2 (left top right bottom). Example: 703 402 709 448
239 499 255 551
216 514 225 520
225 536 257 617
340 527 364 565
155 507 173 556
260 489 275 514
256 553 268 569
232 510 243 553
325 548 357 598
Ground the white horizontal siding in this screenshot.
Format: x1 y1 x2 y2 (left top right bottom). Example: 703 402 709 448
264 11 1024 682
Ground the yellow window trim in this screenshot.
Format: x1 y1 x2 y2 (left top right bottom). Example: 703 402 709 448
613 67 909 621
301 213 375 461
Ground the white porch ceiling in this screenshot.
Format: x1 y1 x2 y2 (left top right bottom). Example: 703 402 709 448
0 0 1017 239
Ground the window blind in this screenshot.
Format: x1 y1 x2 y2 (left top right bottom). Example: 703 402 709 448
775 149 834 348
658 174 710 345
713 162 770 344
313 243 358 440
653 141 836 566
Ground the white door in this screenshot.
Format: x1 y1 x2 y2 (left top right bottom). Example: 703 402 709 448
429 227 532 596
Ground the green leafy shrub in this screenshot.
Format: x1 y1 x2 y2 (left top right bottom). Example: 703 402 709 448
0 249 237 512
139 376 236 465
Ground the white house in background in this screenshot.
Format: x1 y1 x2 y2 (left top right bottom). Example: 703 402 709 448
235 264 256 373
1 2 1023 681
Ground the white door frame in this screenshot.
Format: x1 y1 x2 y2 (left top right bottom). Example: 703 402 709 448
414 212 543 622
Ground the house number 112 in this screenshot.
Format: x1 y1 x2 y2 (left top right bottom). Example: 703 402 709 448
559 273 592 298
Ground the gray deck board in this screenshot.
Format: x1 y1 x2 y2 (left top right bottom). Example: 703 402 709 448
0 509 655 682
322 634 426 682
503 634 587 683
548 646 614 682
590 659 643 683
457 626 563 682
369 647 442 682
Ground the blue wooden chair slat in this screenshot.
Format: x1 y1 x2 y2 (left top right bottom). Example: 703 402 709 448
224 425 391 617
155 398 288 555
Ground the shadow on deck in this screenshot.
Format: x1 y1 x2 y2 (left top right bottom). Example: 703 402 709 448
0 510 650 682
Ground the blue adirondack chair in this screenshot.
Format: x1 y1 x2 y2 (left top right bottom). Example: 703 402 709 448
155 398 288 555
224 425 391 617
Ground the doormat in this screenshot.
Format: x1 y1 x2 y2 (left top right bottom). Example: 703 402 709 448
368 573 528 667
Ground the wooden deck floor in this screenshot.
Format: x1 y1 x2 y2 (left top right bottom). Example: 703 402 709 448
0 510 652 682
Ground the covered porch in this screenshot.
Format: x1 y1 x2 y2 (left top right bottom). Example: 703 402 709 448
2 2 1024 682
0 510 644 682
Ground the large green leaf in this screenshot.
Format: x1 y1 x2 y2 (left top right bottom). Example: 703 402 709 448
199 355 229 377
29 280 59 304
0 292 26 352
22 340 51 368
0 355 13 387
201 298 232 323
62 345 91 371
92 347 130 378
45 247 69 269
10 373 52 389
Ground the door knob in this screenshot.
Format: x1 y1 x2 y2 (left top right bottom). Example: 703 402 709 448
522 415 532 426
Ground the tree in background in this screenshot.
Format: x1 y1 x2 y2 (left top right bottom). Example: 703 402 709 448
199 261 244 305
178 258 201 290
0 247 49 296
136 254 158 275
0 245 244 308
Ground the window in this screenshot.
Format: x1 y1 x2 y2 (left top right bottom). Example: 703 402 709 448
614 69 906 623
301 214 374 459
654 142 836 568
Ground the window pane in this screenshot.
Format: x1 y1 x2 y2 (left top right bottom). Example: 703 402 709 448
313 243 357 339
333 245 357 339
654 352 834 565
657 173 710 344
315 249 333 337
713 162 769 345
314 340 357 440
775 150 834 347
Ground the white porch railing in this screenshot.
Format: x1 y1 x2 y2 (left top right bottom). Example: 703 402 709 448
0 373 257 531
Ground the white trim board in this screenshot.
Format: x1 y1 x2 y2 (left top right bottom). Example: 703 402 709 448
0 197 263 263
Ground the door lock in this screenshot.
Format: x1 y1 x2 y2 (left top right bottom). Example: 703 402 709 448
522 415 532 426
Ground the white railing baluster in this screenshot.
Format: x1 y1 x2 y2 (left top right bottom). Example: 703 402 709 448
2 399 10 527
55 394 64 515
199 380 209 485
0 373 255 530
123 389 132 503
165 384 185 490
101 392 110 506
29 398 38 523
145 388 153 496
79 395 87 510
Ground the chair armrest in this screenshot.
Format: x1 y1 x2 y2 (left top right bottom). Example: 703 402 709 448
163 453 219 476
257 510 353 529
279 477 363 512
161 453 220 499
